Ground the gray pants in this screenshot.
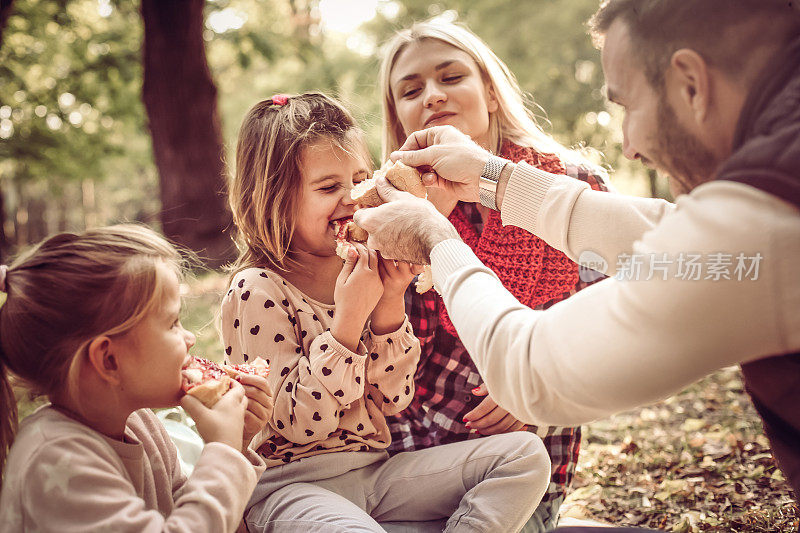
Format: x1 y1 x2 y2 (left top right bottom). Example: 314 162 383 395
380 496 562 533
245 432 551 532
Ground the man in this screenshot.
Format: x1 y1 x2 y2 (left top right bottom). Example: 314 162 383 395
354 0 800 515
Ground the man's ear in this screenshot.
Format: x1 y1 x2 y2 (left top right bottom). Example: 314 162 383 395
669 48 711 124
486 83 499 114
86 336 122 386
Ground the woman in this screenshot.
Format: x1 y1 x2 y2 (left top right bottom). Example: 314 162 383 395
379 18 610 532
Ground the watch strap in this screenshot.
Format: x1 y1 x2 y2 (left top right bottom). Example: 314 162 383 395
478 155 507 210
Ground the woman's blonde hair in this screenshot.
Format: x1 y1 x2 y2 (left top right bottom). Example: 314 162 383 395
0 224 183 477
229 93 370 277
379 18 590 166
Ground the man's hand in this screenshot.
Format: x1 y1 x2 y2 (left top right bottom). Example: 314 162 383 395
353 176 460 265
389 125 489 203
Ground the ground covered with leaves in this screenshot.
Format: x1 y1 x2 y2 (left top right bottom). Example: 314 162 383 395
561 367 798 531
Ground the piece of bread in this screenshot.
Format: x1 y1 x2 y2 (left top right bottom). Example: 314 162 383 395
350 179 384 208
182 355 232 408
184 377 231 408
333 218 369 260
351 160 427 207
347 161 433 293
223 356 270 379
414 265 434 294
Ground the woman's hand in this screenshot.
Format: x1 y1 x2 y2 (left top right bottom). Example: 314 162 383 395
332 243 384 352
371 257 423 334
181 381 247 452
463 383 528 435
232 372 274 451
427 187 460 217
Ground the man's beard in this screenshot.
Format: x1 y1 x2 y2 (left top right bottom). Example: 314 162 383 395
652 99 720 196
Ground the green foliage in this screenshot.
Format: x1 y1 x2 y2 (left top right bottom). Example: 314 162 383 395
1 0 658 254
0 0 158 241
0 0 147 178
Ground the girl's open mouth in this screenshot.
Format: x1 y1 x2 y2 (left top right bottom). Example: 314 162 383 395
329 215 353 229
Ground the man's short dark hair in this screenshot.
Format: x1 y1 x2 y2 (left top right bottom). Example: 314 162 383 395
589 0 800 87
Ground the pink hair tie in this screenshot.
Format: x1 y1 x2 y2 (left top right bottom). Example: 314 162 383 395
270 94 289 106
0 265 8 293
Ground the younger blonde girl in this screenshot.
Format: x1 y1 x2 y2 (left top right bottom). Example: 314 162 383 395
0 225 268 532
224 92 552 532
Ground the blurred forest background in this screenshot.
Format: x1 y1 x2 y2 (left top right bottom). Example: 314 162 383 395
3 2 797 530
0 0 668 266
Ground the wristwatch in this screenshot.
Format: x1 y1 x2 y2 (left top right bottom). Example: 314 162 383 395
478 154 508 210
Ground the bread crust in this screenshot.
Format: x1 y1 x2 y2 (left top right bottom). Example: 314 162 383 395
351 161 426 206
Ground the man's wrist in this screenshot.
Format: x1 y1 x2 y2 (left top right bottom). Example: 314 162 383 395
496 162 515 210
422 220 461 261
478 156 513 210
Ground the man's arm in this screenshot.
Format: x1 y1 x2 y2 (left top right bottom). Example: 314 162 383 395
390 126 675 274
497 161 675 274
431 182 798 426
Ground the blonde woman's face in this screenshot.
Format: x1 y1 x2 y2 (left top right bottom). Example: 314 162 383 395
389 39 498 148
293 139 367 256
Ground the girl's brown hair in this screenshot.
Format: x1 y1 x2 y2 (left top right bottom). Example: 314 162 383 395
228 93 369 277
0 224 182 477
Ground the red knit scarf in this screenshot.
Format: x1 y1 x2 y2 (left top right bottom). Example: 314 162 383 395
437 142 579 335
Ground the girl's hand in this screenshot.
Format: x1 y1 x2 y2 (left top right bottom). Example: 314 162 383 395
377 255 423 298
232 373 274 450
370 257 422 335
181 381 247 452
463 383 528 435
332 243 384 351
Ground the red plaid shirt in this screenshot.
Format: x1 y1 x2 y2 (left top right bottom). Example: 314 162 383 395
387 162 609 504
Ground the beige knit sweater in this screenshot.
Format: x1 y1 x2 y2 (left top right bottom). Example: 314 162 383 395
0 406 265 532
431 161 800 427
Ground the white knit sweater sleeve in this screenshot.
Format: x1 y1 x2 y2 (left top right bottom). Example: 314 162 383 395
431 181 800 426
500 161 675 273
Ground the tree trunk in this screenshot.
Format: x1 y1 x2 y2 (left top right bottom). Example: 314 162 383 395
0 0 14 49
648 169 658 198
26 196 48 244
0 181 8 262
141 0 233 267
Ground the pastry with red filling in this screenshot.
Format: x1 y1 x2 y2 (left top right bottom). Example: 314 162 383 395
181 355 270 407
